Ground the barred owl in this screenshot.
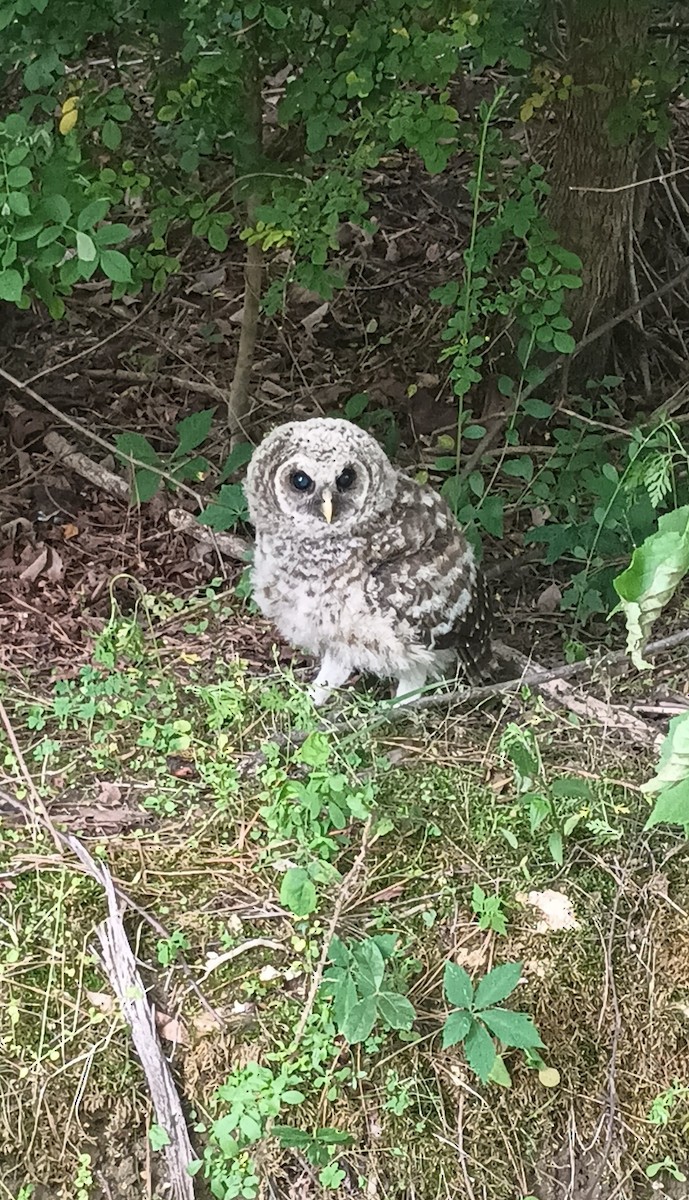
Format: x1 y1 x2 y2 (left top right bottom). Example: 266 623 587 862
244 418 493 705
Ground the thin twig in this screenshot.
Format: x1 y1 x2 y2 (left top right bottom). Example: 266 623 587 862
25 294 160 385
0 699 62 851
290 815 374 1052
568 163 689 194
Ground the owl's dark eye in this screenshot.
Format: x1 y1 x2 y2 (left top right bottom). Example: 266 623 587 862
336 467 356 492
290 470 313 493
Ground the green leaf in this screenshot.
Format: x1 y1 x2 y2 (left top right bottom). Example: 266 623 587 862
558 274 582 289
612 506 689 669
480 1008 544 1049
298 732 331 767
77 199 110 231
173 408 215 458
548 830 563 866
8 193 30 217
100 249 133 283
208 223 229 252
94 223 130 247
502 456 533 482
40 195 70 225
464 1019 497 1083
198 484 248 531
76 232 97 262
441 1009 472 1048
443 962 473 1008
522 398 552 419
488 1054 512 1088
645 777 689 830
474 963 522 1010
280 867 317 917
341 996 377 1044
102 119 122 150
550 777 594 800
476 494 503 539
377 992 415 1032
352 940 386 993
0 269 23 303
7 165 31 188
220 443 254 480
642 712 689 798
553 331 576 354
134 469 161 503
264 4 289 28
148 1123 171 1151
115 431 161 466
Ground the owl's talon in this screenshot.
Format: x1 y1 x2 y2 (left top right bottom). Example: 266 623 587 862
308 684 332 708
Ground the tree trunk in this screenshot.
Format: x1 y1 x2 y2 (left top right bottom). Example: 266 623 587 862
547 0 652 384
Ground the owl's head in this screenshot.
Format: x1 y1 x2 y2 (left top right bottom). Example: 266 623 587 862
245 418 397 536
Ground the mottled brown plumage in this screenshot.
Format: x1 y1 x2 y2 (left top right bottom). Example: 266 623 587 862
245 418 493 704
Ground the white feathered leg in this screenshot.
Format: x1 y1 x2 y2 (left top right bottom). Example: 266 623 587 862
394 666 429 705
308 654 352 707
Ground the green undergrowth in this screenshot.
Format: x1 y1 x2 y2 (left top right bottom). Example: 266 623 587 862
1 602 688 1198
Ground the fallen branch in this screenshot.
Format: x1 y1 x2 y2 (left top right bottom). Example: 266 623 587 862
6 397 129 499
86 367 227 403
67 836 196 1200
495 643 660 746
168 506 251 561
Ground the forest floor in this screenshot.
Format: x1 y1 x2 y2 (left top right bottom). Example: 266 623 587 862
1 149 689 1200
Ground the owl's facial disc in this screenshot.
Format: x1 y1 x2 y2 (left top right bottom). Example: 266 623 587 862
279 458 366 528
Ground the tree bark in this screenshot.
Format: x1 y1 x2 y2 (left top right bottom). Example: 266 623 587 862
547 0 652 384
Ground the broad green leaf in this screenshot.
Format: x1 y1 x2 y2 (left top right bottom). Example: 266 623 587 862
100 248 133 283
76 232 97 262
441 1009 472 1048
480 1008 544 1049
488 1054 512 1088
474 962 522 1010
642 711 689 810
41 195 71 224
341 996 377 1044
377 991 415 1032
522 398 552 419
297 731 330 767
8 193 30 217
645 778 689 830
134 468 161 503
77 199 110 230
280 867 317 917
148 1123 170 1151
220 442 254 480
173 408 215 458
115 431 161 465
0 269 23 303
352 939 386 994
326 935 351 969
548 830 563 866
550 777 594 800
7 165 31 188
198 483 248 531
94 223 130 247
102 119 122 150
443 962 473 1009
613 507 689 668
264 5 289 28
464 1019 497 1083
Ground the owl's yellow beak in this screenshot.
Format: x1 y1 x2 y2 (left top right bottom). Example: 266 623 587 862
320 488 333 524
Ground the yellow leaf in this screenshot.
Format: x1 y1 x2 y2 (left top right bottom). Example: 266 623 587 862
520 99 535 122
61 95 78 114
59 109 78 135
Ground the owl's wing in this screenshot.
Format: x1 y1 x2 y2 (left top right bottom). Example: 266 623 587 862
368 483 493 678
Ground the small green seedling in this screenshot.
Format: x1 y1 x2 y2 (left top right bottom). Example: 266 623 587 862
322 935 415 1044
441 960 543 1083
471 883 507 934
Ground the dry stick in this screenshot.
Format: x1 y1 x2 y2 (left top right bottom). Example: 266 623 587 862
0 699 63 852
85 367 227 403
5 397 129 499
290 815 374 1053
66 835 196 1200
